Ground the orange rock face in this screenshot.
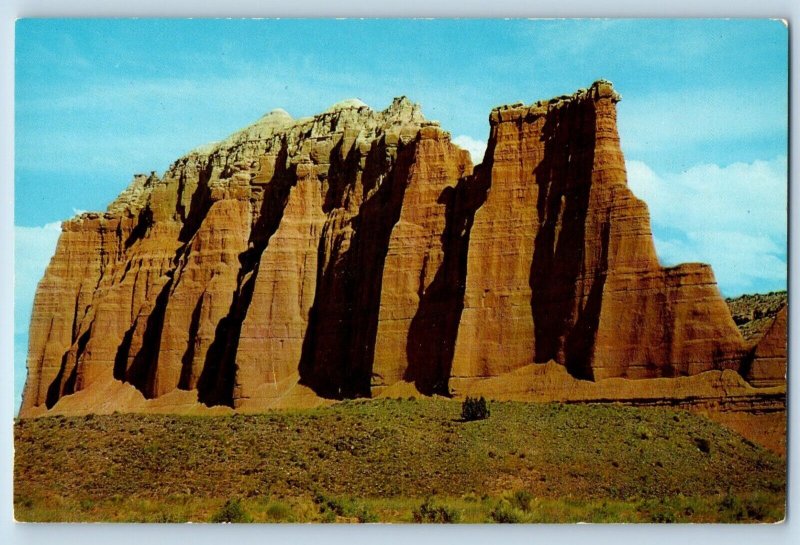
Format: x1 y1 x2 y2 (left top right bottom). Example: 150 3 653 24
745 305 787 387
20 82 761 417
371 128 473 395
452 82 748 381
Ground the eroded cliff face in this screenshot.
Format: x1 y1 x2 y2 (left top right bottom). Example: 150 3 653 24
451 82 747 381
21 81 758 417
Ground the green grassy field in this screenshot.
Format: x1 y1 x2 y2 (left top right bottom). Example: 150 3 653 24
14 398 786 523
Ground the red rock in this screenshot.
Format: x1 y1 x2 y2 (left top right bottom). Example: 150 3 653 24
371 127 473 394
232 168 327 408
452 81 747 381
149 198 252 397
746 305 787 387
19 82 763 418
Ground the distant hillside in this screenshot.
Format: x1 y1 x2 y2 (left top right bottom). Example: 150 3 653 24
726 291 787 343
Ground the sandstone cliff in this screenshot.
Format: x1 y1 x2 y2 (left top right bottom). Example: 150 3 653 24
451 82 747 381
743 305 787 388
21 81 764 417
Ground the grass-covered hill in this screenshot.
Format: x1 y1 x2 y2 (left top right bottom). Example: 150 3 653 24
14 398 785 523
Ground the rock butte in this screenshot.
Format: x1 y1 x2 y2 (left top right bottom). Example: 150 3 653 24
20 81 786 427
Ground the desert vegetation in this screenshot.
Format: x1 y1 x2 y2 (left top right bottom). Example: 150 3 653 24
460 396 490 421
14 398 785 523
726 290 787 342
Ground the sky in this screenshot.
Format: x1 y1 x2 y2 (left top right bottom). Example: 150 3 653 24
13 19 788 410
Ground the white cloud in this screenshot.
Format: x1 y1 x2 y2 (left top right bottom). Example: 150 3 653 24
15 222 63 411
15 222 62 334
626 157 787 296
452 135 488 165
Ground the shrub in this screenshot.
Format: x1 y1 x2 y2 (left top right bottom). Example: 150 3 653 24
650 509 676 523
694 437 711 454
210 498 252 523
265 501 295 522
412 497 461 523
490 500 528 523
636 424 653 440
718 492 749 521
461 396 490 421
313 493 377 523
743 497 771 521
510 490 533 512
355 505 379 523
155 511 186 523
16 495 34 510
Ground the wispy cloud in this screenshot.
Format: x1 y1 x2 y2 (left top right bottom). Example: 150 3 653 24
452 135 487 165
626 156 787 296
14 223 62 334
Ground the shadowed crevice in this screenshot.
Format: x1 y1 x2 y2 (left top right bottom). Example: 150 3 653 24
529 98 600 379
45 324 93 409
738 346 758 381
127 277 174 397
45 353 73 410
299 138 414 399
124 207 154 249
563 220 609 380
113 323 135 381
177 294 205 390
111 272 180 398
196 146 295 407
178 160 215 243
404 167 490 395
195 270 259 407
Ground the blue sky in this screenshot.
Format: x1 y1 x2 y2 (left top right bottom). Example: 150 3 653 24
14 19 788 409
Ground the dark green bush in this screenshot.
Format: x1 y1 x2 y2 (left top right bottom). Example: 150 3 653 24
510 490 533 512
694 437 711 454
412 497 461 523
210 498 252 523
490 500 527 523
313 492 377 523
650 510 677 523
461 396 490 421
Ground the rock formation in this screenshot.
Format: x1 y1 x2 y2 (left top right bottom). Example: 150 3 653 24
21 81 767 417
451 82 747 381
744 305 788 388
726 290 787 342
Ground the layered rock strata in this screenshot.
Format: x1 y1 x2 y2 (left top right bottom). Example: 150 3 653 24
21 81 762 417
451 82 747 381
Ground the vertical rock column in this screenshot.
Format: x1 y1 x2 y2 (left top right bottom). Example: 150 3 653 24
21 217 118 410
371 126 473 393
147 197 253 398
450 100 548 379
232 165 327 407
452 80 747 382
